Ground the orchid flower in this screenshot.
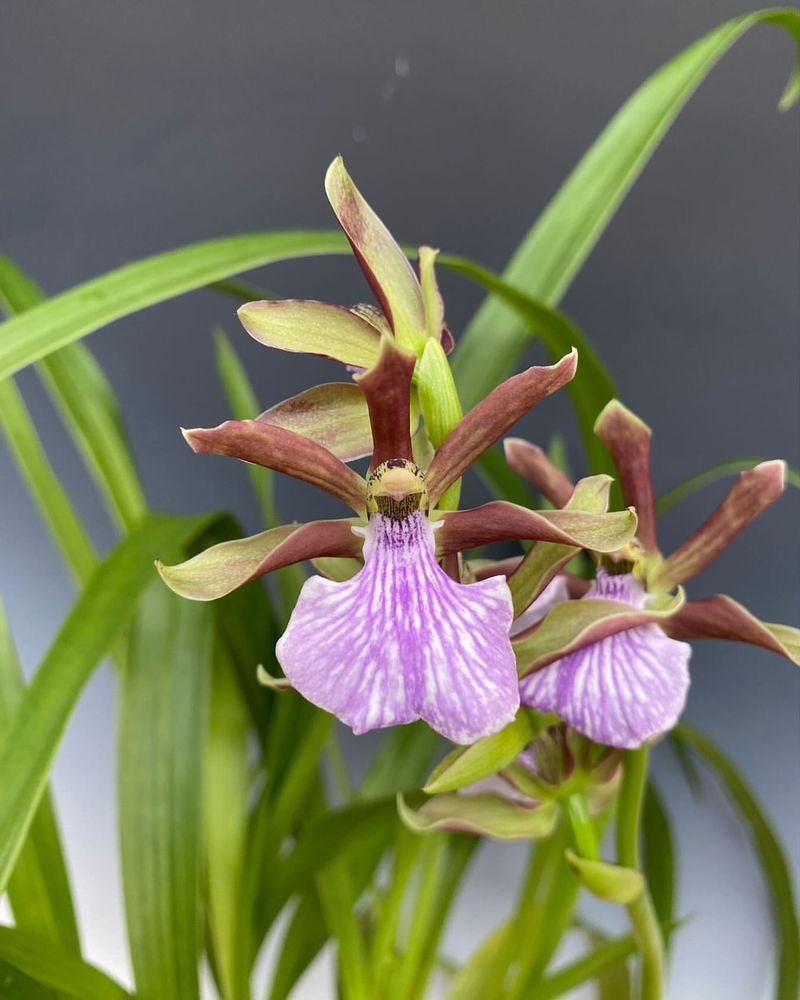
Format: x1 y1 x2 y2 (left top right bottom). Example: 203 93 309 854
157 161 639 745
501 401 799 749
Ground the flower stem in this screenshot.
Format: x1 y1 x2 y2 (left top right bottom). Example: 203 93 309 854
616 746 665 1000
566 792 599 860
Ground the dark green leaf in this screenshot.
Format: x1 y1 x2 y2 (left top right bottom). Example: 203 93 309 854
642 782 676 947
359 722 442 801
657 457 800 515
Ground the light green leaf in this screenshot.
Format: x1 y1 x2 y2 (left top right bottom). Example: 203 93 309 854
424 711 537 795
0 604 80 953
657 457 800 515
0 927 131 1000
0 231 349 380
446 922 511 1000
119 584 212 1000
674 724 800 1000
0 958 57 999
0 256 147 532
452 9 800 404
203 647 251 1000
528 934 637 1000
359 722 442 801
0 512 215 895
444 257 616 477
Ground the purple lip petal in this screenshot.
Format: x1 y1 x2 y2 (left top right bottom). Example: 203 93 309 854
507 474 613 617
435 501 637 556
183 420 367 514
276 511 519 744
238 299 381 369
652 460 786 589
511 576 571 636
664 594 800 665
156 519 363 601
519 572 691 749
258 382 373 462
594 401 659 554
325 157 426 351
355 335 417 466
503 438 575 508
425 350 578 506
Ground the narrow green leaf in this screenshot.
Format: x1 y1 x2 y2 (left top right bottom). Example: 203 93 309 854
203 646 251 1000
0 232 349 380
267 890 328 1000
445 922 511 1000
0 511 215 894
0 376 96 585
529 934 637 1000
0 927 132 1000
359 722 442 800
443 257 616 478
642 782 676 947
0 958 57 999
657 457 800 515
674 724 800 1000
0 604 80 952
452 9 800 403
0 256 147 532
119 584 212 1000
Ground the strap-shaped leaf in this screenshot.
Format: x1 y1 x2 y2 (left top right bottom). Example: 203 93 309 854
0 257 146 532
0 605 79 953
0 231 349 380
657 456 800 514
674 724 799 1000
119 584 212 1000
0 512 216 895
0 926 131 1000
451 10 800 402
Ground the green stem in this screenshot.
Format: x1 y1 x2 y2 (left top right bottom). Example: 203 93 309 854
566 793 599 860
617 747 665 1000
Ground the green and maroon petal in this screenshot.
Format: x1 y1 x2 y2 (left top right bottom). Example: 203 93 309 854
258 382 372 462
594 400 659 554
325 156 426 352
425 350 578 506
503 438 574 507
652 460 786 589
182 420 367 514
157 519 363 601
664 594 800 665
238 299 381 369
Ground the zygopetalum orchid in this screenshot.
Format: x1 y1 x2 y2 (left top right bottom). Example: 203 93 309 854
500 400 800 749
157 159 638 745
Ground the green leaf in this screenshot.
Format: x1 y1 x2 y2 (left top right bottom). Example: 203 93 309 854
0 959 57 999
0 231 349 380
0 511 215 895
119 584 212 1000
446 923 511 1000
203 647 251 1000
444 257 616 478
528 934 637 1000
657 457 800 515
0 604 80 953
359 722 442 800
642 782 676 947
424 711 537 794
267 890 328 1000
452 9 800 404
674 724 800 1000
0 927 132 1000
0 256 147 532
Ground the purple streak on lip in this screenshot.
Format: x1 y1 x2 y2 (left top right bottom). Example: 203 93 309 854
519 571 691 749
276 510 519 745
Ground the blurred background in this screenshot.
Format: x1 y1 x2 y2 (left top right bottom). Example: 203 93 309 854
1 1 798 997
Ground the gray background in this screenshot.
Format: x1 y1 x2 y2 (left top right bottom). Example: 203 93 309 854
1 1 798 997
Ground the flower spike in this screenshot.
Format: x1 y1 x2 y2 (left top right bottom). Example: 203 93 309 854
426 349 578 506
